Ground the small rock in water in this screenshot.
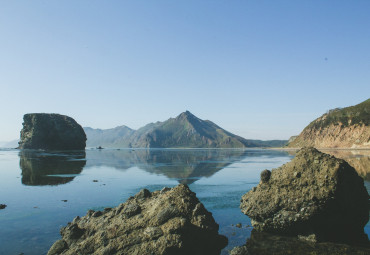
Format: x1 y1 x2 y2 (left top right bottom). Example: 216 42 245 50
61 200 68 202
260 169 271 183
92 180 98 182
0 204 6 209
236 223 242 228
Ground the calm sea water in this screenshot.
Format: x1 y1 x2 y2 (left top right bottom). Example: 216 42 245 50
0 148 369 255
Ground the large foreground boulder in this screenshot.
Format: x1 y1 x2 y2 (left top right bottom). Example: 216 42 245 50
48 184 227 255
18 113 86 150
240 147 369 244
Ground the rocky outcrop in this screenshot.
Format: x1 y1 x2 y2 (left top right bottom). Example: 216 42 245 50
48 184 227 255
19 113 86 150
288 99 370 148
240 147 369 244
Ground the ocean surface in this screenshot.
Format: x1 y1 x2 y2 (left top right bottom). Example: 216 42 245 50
0 148 369 255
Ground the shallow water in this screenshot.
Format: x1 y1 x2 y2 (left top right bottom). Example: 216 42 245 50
0 148 369 254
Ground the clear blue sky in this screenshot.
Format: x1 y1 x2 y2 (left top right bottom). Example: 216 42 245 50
1 0 369 141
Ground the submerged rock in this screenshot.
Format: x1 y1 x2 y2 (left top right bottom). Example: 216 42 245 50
240 147 369 244
18 113 86 150
230 230 370 255
48 184 227 255
0 204 6 209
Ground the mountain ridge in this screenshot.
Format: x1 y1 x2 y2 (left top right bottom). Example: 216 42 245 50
84 111 287 148
287 99 370 148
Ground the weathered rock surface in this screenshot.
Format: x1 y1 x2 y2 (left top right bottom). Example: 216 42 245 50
240 147 369 244
230 231 370 255
48 184 227 255
19 113 86 150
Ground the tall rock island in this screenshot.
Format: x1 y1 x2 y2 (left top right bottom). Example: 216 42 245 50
18 113 86 150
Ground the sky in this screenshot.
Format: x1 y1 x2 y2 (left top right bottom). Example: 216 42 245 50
0 0 369 141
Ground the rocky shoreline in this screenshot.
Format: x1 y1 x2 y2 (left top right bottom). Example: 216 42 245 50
47 147 369 255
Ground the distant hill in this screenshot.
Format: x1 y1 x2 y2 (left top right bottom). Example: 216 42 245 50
84 111 287 148
0 139 19 148
84 125 134 148
288 99 370 148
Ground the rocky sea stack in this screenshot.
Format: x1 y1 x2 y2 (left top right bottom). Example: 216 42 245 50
240 147 369 244
48 184 227 255
18 113 86 150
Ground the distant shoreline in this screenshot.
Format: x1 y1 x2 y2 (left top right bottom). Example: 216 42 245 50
269 147 370 151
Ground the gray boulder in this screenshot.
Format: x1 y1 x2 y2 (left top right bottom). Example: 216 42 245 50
240 147 369 244
48 184 227 255
18 113 86 150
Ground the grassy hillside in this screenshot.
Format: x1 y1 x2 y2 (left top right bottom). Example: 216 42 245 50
287 98 370 148
309 98 370 130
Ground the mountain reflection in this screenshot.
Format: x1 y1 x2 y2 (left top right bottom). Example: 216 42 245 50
86 149 249 184
18 149 291 186
286 149 370 181
19 150 86 186
323 150 370 181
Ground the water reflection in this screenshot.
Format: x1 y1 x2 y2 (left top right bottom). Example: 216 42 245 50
86 149 251 184
19 150 86 186
323 150 370 181
241 230 370 255
286 149 370 181
18 149 290 186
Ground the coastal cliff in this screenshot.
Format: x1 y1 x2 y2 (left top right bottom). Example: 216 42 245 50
288 99 370 148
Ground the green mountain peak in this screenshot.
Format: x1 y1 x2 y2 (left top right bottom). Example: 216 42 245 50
84 112 287 148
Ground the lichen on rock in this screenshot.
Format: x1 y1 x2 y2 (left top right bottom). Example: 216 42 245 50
240 147 369 244
48 184 227 255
